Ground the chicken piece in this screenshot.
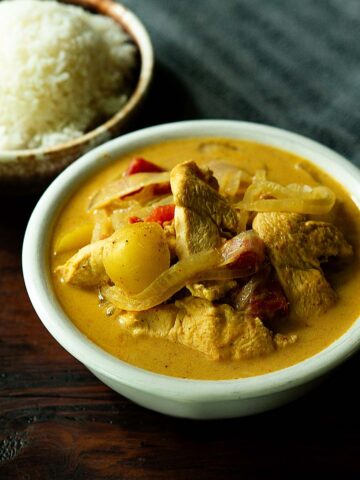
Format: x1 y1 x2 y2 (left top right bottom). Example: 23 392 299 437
118 296 296 360
162 220 177 260
170 161 239 258
253 212 353 319
174 208 220 256
57 224 264 294
55 239 108 287
274 333 298 349
275 267 336 319
187 280 237 302
118 303 179 338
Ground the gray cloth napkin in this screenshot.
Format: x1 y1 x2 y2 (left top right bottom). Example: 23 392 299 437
122 0 360 167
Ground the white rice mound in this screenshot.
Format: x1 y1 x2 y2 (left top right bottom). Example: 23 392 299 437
0 0 138 150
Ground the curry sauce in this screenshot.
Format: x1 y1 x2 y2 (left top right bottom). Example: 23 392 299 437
51 138 360 379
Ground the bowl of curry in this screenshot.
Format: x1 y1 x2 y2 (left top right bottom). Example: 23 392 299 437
22 120 360 418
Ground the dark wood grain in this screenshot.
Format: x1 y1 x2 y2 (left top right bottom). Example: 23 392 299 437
1 194 360 480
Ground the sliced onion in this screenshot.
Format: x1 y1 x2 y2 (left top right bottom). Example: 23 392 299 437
221 230 265 267
111 195 173 230
235 180 336 215
232 267 270 310
91 209 113 242
253 169 267 182
193 267 261 282
88 172 170 211
102 249 222 311
111 205 150 230
233 277 260 311
207 161 252 197
237 210 249 232
101 231 264 311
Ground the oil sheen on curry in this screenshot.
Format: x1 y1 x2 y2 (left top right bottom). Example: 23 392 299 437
51 138 360 379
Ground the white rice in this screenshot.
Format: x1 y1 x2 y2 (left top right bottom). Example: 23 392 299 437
0 0 138 150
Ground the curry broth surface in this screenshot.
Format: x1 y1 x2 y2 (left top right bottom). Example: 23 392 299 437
51 138 360 379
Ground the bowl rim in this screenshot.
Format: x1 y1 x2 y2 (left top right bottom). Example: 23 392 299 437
22 119 360 402
0 0 154 160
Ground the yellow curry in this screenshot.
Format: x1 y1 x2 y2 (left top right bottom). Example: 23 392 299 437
51 138 360 379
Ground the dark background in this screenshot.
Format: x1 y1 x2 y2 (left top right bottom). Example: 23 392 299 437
1 0 360 478
133 0 360 167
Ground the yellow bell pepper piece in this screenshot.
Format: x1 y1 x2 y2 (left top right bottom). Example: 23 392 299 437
54 223 93 254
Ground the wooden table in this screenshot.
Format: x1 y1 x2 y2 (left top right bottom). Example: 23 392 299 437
1 193 360 479
2 0 360 475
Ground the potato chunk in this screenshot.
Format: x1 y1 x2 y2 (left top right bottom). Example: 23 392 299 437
102 222 170 294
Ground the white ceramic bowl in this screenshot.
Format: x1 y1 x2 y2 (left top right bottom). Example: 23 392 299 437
22 120 360 419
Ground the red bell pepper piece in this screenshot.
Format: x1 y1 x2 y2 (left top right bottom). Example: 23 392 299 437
128 216 144 224
125 157 164 176
226 232 266 273
145 204 175 226
247 281 289 319
152 183 172 196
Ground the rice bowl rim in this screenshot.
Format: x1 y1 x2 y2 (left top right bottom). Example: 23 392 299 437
0 0 154 161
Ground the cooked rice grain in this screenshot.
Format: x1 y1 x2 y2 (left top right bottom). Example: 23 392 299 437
0 0 138 150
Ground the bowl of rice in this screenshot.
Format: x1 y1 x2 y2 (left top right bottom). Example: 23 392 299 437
0 0 153 193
